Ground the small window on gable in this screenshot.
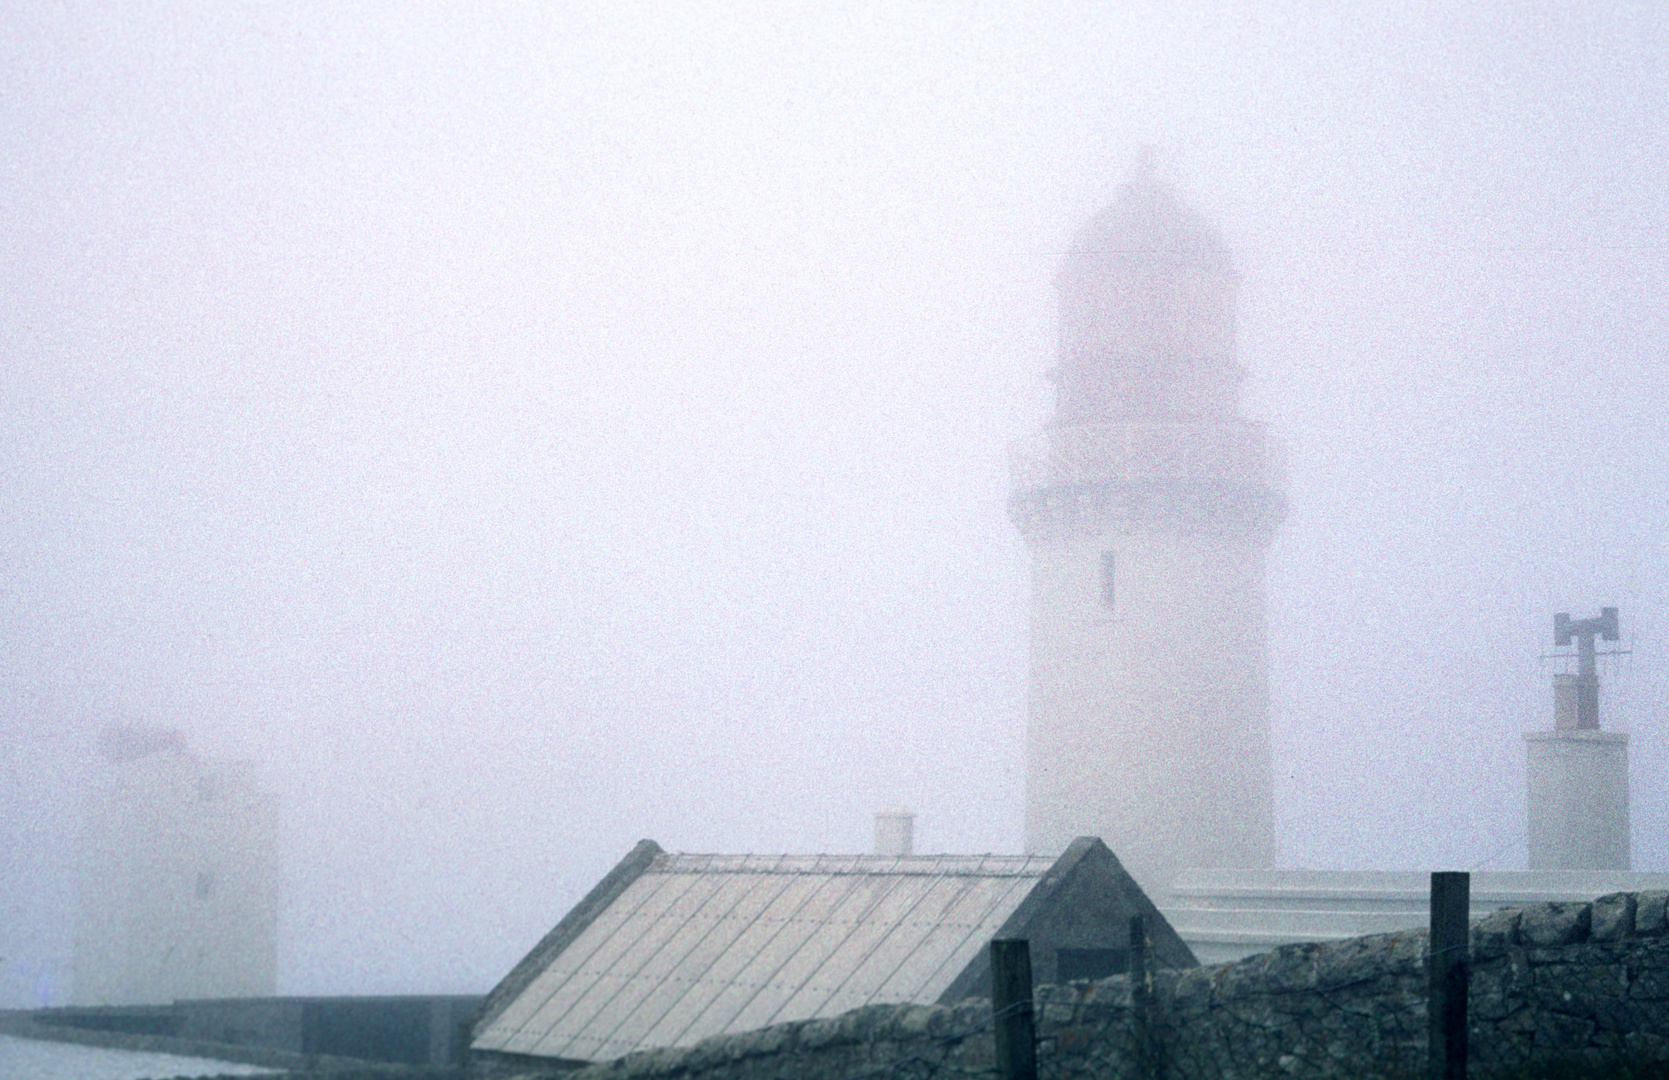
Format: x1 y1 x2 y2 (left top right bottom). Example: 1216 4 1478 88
195 871 216 900
1100 551 1116 611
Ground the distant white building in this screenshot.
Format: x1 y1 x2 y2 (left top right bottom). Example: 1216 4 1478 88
1526 610 1631 872
1163 620 1665 962
71 725 279 1005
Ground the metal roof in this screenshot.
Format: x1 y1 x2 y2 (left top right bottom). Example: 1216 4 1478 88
472 851 1058 1063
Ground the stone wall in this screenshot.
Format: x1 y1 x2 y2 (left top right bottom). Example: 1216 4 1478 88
480 891 1669 1080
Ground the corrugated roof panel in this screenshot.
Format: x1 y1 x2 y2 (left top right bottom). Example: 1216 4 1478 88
625 870 846 1052
505 869 722 1056
768 869 971 1023
477 867 688 1054
870 871 1040 1002
579 867 810 1061
716 869 912 1036
811 873 997 1016
791 877 962 1020
479 852 1061 1063
529 868 744 1061
653 868 876 1048
533 868 802 1061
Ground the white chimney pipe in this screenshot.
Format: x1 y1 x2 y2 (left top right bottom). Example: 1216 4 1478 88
874 808 915 856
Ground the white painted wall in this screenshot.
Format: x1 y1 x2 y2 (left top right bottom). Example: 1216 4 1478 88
72 736 278 1005
1526 731 1630 871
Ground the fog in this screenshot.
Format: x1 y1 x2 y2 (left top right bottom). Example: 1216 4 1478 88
3 2 1666 1001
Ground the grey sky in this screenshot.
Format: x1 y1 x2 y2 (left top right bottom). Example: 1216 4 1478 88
3 2 1666 998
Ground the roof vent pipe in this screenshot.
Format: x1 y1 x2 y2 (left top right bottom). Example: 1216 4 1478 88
874 808 915 856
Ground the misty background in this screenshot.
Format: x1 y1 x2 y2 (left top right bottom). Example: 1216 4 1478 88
3 2 1666 1003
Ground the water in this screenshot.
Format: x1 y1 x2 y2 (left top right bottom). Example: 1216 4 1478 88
0 1034 277 1079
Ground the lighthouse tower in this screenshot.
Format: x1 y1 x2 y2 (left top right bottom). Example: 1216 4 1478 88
1009 162 1285 901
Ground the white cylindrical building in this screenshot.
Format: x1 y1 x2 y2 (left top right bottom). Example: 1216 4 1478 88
1011 164 1284 902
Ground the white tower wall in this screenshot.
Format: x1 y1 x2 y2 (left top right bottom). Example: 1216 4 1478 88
1024 531 1275 882
1012 165 1282 902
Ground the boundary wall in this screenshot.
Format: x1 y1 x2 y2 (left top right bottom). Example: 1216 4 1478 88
481 891 1669 1080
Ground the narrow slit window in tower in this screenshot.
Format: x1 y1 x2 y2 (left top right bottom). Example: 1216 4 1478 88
1100 551 1116 611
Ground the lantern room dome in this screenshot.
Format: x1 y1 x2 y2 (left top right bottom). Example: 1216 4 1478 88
1051 161 1242 424
1058 168 1235 286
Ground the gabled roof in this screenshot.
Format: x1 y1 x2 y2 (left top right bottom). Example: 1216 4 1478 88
472 837 1192 1066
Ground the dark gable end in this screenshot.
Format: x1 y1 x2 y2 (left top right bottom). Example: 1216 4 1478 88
937 837 1197 1002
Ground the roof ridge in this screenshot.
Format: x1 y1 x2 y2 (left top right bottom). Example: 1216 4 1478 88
651 852 1053 876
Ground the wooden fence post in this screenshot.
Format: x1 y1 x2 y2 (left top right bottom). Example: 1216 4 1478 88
991 938 1038 1080
1130 914 1157 1080
1428 871 1470 1080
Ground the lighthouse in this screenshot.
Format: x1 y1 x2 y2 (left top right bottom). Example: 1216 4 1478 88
1009 161 1285 902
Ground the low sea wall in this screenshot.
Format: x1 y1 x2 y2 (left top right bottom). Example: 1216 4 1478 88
4 993 481 1075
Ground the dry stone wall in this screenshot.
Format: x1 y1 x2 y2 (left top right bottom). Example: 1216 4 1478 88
479 891 1669 1080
